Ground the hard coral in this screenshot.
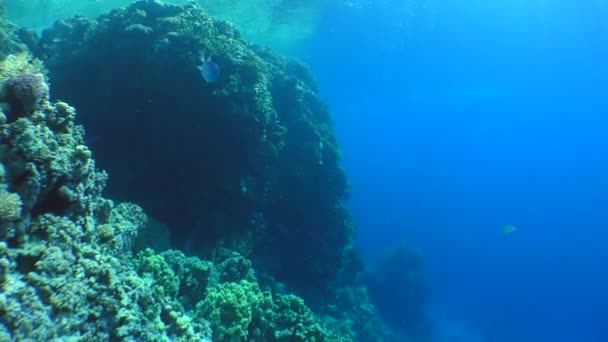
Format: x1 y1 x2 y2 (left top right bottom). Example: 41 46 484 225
1 71 48 119
22 1 397 340
35 0 356 305
0 49 212 341
0 186 21 222
0 186 22 241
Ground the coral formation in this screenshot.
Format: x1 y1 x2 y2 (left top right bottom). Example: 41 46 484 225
0 77 212 341
0 1 431 340
33 0 355 305
0 12 388 342
136 248 345 342
1 71 48 118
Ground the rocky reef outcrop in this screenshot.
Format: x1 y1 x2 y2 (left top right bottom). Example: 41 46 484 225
33 0 357 304
0 50 393 342
0 52 212 341
0 1 400 341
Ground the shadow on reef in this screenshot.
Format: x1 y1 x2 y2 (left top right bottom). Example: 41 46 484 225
31 0 355 305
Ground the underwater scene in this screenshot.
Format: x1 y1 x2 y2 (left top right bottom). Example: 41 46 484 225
0 0 606 341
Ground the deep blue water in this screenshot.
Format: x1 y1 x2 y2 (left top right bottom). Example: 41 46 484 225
299 0 608 341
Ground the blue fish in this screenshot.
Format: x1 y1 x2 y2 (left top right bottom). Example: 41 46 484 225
197 51 219 83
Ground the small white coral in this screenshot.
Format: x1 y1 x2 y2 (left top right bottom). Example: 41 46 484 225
0 187 22 222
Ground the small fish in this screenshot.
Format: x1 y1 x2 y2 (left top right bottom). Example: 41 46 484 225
501 224 517 235
197 50 219 83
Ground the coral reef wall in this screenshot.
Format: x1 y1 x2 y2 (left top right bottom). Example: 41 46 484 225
32 0 358 303
0 14 394 342
0 1 438 340
0 51 212 341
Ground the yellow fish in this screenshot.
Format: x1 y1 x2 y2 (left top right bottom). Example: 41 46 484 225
501 224 517 235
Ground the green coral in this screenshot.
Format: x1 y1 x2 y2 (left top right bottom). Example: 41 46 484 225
0 186 21 222
131 247 346 341
197 280 272 341
197 279 336 342
136 248 180 298
159 249 213 308
272 294 328 341
0 209 212 341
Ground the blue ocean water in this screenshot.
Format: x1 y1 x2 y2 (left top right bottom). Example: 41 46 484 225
299 1 608 341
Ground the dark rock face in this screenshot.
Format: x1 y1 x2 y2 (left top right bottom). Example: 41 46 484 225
34 0 358 301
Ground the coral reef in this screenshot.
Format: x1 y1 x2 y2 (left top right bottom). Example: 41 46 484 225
137 249 346 342
0 47 354 342
0 54 212 340
0 1 430 340
33 0 356 304
1 71 48 118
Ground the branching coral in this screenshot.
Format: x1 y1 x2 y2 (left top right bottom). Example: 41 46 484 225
0 186 21 222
